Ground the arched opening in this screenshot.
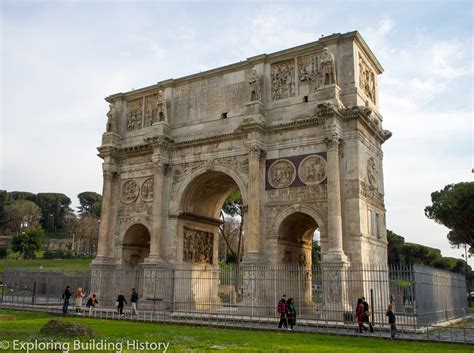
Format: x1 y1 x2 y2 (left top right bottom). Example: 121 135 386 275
278 212 318 267
122 224 150 267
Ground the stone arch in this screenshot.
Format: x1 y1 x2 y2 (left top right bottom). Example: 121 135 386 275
274 206 325 267
121 223 151 267
171 164 248 215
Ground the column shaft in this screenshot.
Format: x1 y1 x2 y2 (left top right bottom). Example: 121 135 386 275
96 171 114 258
246 147 263 256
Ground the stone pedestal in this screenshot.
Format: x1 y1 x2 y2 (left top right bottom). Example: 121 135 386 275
321 261 351 320
244 100 265 116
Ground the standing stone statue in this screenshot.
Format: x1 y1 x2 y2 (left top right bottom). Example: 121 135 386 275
249 68 261 102
320 48 336 86
154 90 167 123
106 104 116 133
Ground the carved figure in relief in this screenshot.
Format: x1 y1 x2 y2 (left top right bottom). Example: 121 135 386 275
127 111 142 131
140 178 154 201
271 61 295 101
359 57 376 104
268 160 296 189
320 48 336 86
121 180 139 204
183 227 213 264
367 157 377 187
248 69 260 101
106 104 116 133
154 90 167 123
298 155 327 185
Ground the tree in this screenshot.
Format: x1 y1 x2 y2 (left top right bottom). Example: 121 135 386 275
387 230 405 265
425 182 474 252
77 192 102 218
35 193 73 234
68 214 99 255
0 190 9 233
3 200 42 235
219 190 244 265
11 226 44 259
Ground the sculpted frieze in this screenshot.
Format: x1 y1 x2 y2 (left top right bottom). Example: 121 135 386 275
183 227 213 264
121 180 139 204
126 98 143 132
359 54 376 104
367 157 377 188
344 180 384 207
268 159 296 189
271 59 295 101
298 155 327 185
267 184 328 203
298 48 336 91
140 178 154 202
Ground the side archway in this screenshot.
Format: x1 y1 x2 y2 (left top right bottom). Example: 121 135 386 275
122 223 150 267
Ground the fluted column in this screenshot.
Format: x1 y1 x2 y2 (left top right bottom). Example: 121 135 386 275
245 145 265 261
323 134 347 262
146 158 168 263
96 164 116 260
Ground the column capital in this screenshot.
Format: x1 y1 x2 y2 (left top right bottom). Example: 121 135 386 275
152 155 170 175
324 133 342 151
247 145 266 161
102 162 118 181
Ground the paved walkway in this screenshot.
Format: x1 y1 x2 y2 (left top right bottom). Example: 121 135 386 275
1 302 472 344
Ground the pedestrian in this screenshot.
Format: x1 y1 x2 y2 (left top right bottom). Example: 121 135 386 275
86 294 98 316
287 297 297 331
62 286 71 315
361 296 374 332
116 294 127 318
75 287 85 315
277 294 289 330
356 298 366 333
130 288 139 315
386 304 397 338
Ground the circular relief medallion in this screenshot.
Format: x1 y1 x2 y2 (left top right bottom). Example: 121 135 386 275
268 159 296 189
298 155 327 185
121 180 139 204
140 178 154 201
367 157 377 187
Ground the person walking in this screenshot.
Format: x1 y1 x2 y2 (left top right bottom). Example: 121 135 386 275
130 288 139 315
86 294 98 316
277 294 289 330
75 287 85 315
356 298 366 333
117 294 127 318
287 297 297 331
386 304 397 338
362 296 374 332
62 286 71 315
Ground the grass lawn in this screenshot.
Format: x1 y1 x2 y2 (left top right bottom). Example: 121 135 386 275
0 258 91 273
0 309 470 353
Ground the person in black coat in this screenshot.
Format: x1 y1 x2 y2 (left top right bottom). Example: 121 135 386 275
386 304 397 338
130 288 139 315
117 294 127 317
362 296 374 332
62 286 71 315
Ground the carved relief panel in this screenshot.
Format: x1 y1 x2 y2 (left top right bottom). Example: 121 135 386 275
268 159 296 189
367 157 378 188
271 59 295 101
298 48 336 92
183 227 213 264
126 98 143 131
359 54 376 104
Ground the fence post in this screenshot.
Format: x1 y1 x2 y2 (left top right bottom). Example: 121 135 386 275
32 281 36 304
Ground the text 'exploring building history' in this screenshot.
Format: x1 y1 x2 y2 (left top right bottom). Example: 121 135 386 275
92 31 393 318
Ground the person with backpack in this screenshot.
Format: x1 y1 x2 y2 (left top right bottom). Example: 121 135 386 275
277 294 289 330
287 297 297 331
130 288 139 315
116 294 127 318
86 294 98 316
362 296 374 332
61 286 71 315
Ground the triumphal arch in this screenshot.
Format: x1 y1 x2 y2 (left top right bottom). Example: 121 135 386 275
92 31 392 314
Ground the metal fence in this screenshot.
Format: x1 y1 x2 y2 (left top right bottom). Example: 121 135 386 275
0 263 468 329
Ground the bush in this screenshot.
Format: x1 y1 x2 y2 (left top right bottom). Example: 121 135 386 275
43 249 74 259
0 248 7 259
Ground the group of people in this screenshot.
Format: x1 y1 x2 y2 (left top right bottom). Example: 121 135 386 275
356 296 396 338
276 294 297 330
61 286 138 319
276 294 397 338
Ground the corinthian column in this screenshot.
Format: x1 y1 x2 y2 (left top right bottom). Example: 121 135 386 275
244 145 265 263
96 163 117 261
323 134 347 263
145 157 168 263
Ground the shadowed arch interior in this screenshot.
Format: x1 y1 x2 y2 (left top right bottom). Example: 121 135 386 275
181 171 240 219
278 212 318 243
122 224 150 267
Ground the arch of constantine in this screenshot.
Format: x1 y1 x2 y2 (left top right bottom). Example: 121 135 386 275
91 31 392 317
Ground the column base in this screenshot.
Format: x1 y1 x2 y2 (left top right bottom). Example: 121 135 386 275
91 256 114 266
143 255 164 265
322 250 348 263
241 252 265 265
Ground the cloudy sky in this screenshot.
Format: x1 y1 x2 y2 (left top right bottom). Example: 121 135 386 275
1 1 472 262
